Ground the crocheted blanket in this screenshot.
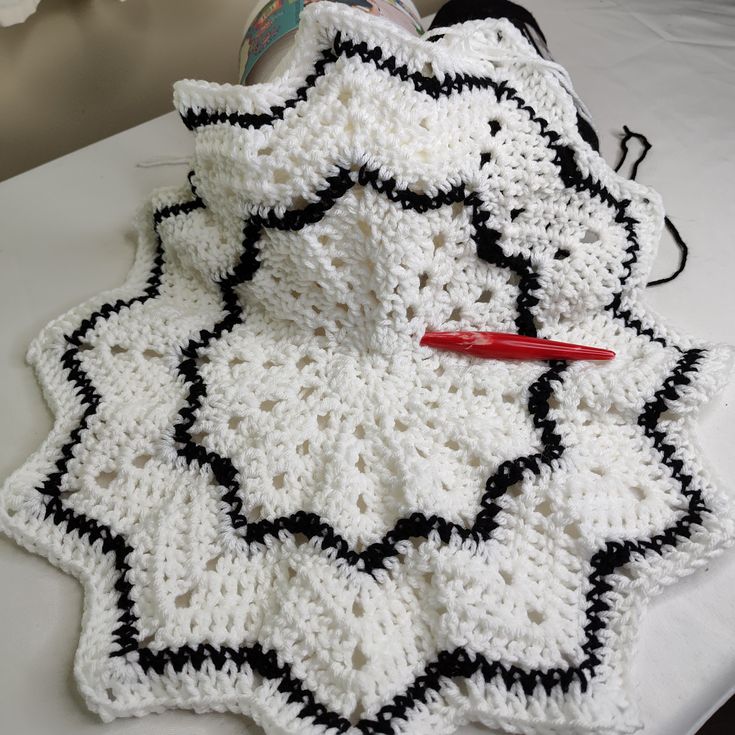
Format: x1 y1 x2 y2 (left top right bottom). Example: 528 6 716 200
2 4 732 734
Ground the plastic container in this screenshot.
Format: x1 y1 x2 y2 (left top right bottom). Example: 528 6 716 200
238 0 423 85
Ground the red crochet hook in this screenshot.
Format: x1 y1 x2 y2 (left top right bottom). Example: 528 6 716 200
420 331 615 361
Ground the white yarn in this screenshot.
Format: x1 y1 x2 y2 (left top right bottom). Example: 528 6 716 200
135 155 192 168
1 4 732 735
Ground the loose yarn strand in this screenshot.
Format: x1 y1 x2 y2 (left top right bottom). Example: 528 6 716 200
648 216 690 287
614 125 652 182
135 155 192 168
615 125 689 287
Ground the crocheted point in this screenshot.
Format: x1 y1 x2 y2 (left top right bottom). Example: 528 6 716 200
1 5 732 735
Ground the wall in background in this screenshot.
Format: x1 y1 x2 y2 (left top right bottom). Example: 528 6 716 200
0 0 441 181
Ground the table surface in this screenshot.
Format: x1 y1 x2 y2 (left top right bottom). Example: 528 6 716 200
1 2 734 734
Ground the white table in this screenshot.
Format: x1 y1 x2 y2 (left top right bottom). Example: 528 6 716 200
1 1 733 733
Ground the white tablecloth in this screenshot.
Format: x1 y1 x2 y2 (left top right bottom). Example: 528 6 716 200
1 1 733 733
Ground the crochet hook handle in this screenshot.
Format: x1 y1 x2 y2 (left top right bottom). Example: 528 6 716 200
420 331 615 361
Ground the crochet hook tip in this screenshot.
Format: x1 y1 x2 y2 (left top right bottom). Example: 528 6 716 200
420 331 615 362
419 331 474 349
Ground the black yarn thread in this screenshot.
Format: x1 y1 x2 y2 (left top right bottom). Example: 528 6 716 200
173 161 555 576
614 125 652 182
28 39 709 735
615 125 689 287
649 216 689 286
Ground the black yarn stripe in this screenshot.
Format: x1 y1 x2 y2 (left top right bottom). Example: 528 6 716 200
110 349 706 735
33 185 350 730
22 182 366 731
180 32 493 133
28 187 710 730
354 348 707 734
359 166 540 336
171 164 553 577
181 32 666 346
34 194 203 656
180 45 337 131
137 641 352 732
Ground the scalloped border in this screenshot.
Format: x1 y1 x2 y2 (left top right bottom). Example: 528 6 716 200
1 5 733 735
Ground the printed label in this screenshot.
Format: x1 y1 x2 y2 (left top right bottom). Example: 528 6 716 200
239 0 424 84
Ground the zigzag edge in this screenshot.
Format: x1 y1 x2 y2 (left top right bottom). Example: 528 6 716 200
0 28 724 735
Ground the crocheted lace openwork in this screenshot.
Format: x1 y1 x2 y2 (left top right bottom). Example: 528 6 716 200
2 4 732 734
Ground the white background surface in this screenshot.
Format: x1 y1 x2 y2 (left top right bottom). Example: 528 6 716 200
1 1 734 734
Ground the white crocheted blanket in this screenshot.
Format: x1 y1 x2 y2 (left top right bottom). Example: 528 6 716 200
2 4 732 734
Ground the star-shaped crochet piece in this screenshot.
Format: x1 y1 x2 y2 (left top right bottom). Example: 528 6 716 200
2 5 733 735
